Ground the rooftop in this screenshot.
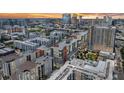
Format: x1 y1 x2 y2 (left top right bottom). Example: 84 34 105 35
14 40 38 47
72 31 88 36
95 26 116 29
1 53 21 63
28 37 50 42
18 61 37 72
37 45 50 51
36 56 52 64
49 58 115 80
58 39 78 50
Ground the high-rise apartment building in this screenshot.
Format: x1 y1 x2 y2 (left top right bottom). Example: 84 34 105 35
71 14 78 24
103 16 113 26
62 13 71 24
88 26 116 52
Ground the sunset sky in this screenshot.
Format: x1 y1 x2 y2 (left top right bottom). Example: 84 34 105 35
0 13 124 19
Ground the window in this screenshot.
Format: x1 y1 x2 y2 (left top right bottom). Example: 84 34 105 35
67 74 71 80
41 65 45 79
25 71 30 80
38 67 41 80
0 60 2 69
27 55 31 61
23 71 31 80
59 52 62 57
36 52 38 58
8 63 11 76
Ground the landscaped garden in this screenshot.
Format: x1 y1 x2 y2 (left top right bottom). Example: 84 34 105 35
77 49 99 61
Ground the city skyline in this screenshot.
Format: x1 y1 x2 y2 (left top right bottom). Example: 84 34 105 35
0 13 124 80
0 13 124 19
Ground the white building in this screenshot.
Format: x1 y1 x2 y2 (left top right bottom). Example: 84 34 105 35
28 37 51 47
49 58 115 80
14 40 39 51
14 37 51 51
99 51 115 60
72 31 88 50
35 56 53 79
51 38 78 65
50 31 65 45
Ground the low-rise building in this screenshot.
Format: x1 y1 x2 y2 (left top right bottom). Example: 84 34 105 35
11 61 38 80
0 47 23 77
99 51 115 60
35 56 53 80
50 31 65 45
14 40 39 51
72 31 88 50
51 38 78 65
0 45 53 80
10 55 53 80
14 37 51 51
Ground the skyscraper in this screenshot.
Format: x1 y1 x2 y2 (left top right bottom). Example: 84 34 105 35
79 15 83 24
71 13 78 24
89 26 116 53
103 16 113 26
62 13 71 24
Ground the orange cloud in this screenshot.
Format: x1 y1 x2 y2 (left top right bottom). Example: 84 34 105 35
0 13 62 18
0 13 124 19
